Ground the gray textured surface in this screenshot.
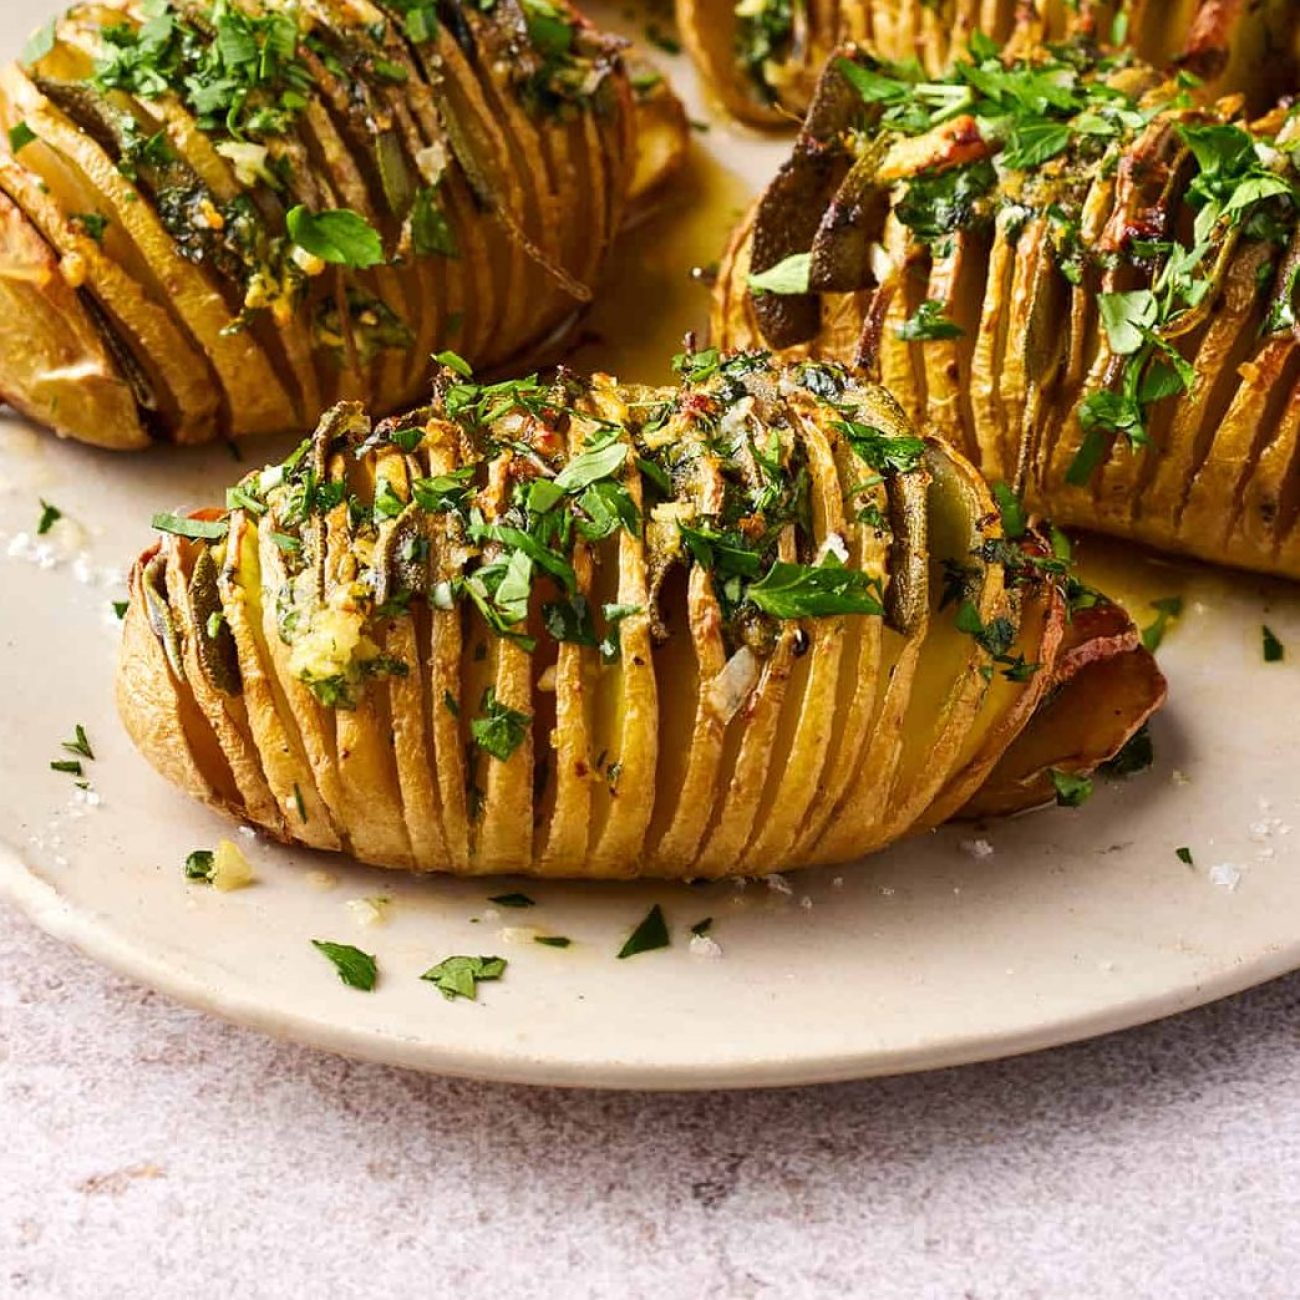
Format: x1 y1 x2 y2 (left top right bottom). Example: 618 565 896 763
2 902 1298 1298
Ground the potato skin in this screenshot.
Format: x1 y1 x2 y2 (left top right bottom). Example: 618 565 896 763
118 354 1164 879
0 1 684 447
679 0 1300 126
715 43 1300 581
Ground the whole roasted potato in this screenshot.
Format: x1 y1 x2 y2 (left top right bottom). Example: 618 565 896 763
714 38 1300 579
680 0 1300 127
118 351 1164 878
0 0 686 449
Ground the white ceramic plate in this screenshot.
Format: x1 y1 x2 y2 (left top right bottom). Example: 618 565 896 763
2 1 1299 1090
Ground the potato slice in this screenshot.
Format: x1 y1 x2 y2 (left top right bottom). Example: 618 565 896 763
0 184 146 448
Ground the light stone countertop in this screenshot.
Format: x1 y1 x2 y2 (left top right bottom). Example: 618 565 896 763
2 900 1297 1299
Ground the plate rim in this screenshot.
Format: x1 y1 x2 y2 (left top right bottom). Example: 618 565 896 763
5 838 1296 1090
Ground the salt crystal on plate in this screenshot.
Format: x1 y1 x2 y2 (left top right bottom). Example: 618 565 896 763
1209 862 1243 891
689 934 723 959
961 838 994 859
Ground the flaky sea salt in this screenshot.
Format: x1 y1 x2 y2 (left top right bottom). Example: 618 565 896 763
689 933 723 959
766 873 792 896
1209 862 1243 891
960 838 994 859
345 897 389 927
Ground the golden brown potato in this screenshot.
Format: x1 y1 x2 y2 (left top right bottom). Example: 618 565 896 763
118 351 1164 878
0 1 687 448
714 40 1300 579
679 0 1300 128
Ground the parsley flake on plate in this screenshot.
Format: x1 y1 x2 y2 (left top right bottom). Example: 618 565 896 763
312 940 378 991
421 955 507 1001
618 904 670 959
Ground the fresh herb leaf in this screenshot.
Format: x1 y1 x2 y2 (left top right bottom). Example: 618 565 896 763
1101 725 1154 777
1176 846 1194 866
534 935 571 948
312 940 378 991
36 499 61 535
489 892 536 908
50 759 83 777
61 725 94 761
895 299 964 342
1000 118 1072 170
470 687 531 762
838 419 926 474
748 252 812 297
992 483 1026 539
690 917 713 937
8 121 36 152
1098 290 1158 356
420 954 506 1000
617 904 669 959
542 594 597 646
747 559 884 619
1141 597 1183 652
1263 625 1284 662
286 206 385 268
151 513 229 540
554 438 628 493
184 849 215 881
112 600 129 620
1049 769 1094 807
435 349 473 377
411 185 458 258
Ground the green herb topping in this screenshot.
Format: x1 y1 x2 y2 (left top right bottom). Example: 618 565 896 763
618 904 670 959
312 940 378 991
421 954 507 1001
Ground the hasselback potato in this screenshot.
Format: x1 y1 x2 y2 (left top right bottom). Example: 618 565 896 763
0 0 684 449
680 0 1300 127
118 351 1164 878
714 39 1300 579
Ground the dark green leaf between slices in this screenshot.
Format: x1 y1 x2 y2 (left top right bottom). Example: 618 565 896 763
286 206 385 268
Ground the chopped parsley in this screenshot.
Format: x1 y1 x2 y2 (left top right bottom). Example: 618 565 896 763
1100 726 1154 777
421 954 506 1001
61 724 94 761
312 940 378 991
151 513 229 541
690 917 714 937
992 483 1027 540
184 849 215 881
1176 846 1195 866
617 904 669 959
411 186 458 258
7 121 36 153
1262 625 1284 663
895 299 963 342
489 892 536 908
36 499 61 535
748 252 811 297
470 688 532 762
1049 769 1094 808
71 213 109 245
286 207 385 269
747 559 884 619
1141 597 1183 652
534 935 571 948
